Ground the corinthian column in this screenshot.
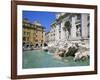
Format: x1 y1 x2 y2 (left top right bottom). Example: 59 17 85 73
81 14 88 39
71 16 76 40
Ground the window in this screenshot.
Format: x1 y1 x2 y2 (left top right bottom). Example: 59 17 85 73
87 15 90 21
23 32 26 35
27 32 30 35
87 23 90 27
35 39 38 42
87 23 90 38
23 37 26 41
42 35 43 38
41 40 43 43
27 37 29 41
36 35 37 37
77 14 81 20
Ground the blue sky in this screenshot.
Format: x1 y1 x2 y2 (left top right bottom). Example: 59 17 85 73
23 11 57 32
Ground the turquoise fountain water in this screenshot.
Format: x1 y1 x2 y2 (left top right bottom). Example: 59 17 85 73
23 50 89 69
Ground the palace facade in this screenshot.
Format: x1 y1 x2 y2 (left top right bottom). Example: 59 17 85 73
23 19 45 48
46 13 90 47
